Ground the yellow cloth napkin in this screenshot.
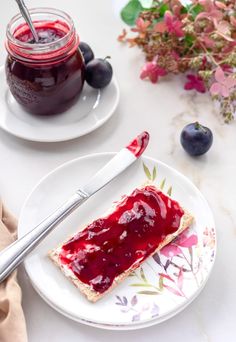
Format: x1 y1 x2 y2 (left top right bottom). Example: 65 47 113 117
0 202 27 342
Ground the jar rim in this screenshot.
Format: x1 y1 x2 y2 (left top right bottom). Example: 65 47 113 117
5 7 80 65
6 7 75 52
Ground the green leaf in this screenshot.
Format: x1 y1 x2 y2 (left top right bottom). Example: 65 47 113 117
121 0 143 26
139 0 153 9
137 290 160 295
184 3 192 11
180 6 188 14
160 178 166 190
130 283 153 287
158 275 164 291
184 34 195 48
148 7 161 13
143 163 152 180
189 4 204 19
140 267 148 283
152 166 157 181
167 186 172 196
159 3 169 17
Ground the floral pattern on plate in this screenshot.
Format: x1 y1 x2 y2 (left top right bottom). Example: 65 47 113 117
113 163 216 323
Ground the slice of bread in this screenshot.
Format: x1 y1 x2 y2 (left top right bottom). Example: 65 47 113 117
49 185 194 302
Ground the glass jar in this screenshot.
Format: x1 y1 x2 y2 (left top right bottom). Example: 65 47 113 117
5 8 85 116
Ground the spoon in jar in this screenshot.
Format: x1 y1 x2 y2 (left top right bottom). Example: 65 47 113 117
15 0 39 43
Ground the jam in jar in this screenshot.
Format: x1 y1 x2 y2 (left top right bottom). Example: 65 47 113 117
5 8 85 115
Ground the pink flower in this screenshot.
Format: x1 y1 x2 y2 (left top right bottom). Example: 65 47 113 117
184 74 206 93
215 1 227 10
140 60 167 83
175 230 198 247
161 244 182 257
117 29 127 42
131 18 150 38
197 0 223 21
196 0 232 41
210 67 236 97
164 11 184 37
161 229 198 257
215 20 234 41
200 34 215 49
154 21 167 33
215 1 232 10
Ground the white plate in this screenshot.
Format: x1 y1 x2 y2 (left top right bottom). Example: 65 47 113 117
0 66 119 142
18 153 216 330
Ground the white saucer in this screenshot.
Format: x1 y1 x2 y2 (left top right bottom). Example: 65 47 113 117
0 66 119 142
18 153 216 330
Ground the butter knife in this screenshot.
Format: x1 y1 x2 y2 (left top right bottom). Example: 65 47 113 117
0 131 149 282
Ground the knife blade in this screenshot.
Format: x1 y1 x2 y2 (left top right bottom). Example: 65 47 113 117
0 131 149 282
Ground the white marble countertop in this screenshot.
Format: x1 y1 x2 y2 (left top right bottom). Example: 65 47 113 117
0 0 235 341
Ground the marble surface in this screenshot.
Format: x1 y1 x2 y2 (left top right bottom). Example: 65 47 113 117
0 0 235 341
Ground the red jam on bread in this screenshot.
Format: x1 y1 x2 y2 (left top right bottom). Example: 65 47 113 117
59 185 184 294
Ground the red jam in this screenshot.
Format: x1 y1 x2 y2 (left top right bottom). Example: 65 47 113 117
17 26 65 44
126 131 150 158
59 186 184 294
5 12 85 115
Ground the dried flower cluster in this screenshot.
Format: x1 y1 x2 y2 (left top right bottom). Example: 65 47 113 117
119 0 236 122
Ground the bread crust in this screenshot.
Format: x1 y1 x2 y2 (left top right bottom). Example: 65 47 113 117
49 186 194 302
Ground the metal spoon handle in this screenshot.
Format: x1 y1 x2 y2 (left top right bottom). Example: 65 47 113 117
0 191 88 282
15 0 39 42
